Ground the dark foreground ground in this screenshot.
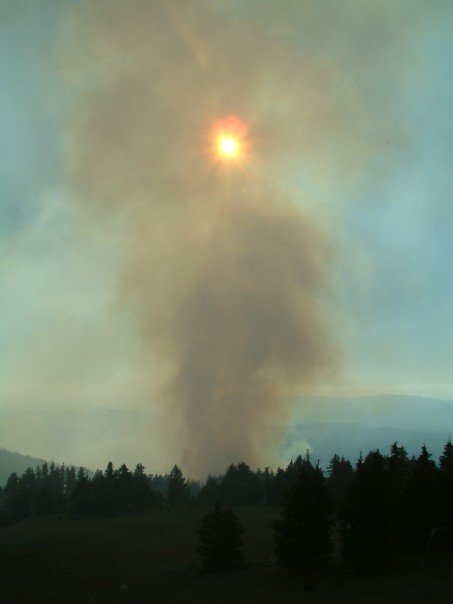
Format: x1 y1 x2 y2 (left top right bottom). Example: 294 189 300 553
0 507 452 603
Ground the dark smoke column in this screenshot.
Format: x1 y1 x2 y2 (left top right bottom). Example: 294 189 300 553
155 194 335 475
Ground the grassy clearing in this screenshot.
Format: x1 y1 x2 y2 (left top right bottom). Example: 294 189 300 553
0 507 452 603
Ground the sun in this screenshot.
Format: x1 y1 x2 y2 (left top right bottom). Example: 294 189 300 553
218 136 238 157
210 115 248 164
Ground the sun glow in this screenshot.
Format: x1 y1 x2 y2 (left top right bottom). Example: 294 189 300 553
219 136 238 157
210 115 248 164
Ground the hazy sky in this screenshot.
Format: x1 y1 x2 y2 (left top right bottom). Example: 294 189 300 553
1 0 452 431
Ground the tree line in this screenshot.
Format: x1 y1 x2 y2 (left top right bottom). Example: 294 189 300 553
0 453 338 523
1 439 452 570
0 458 207 524
199 439 453 571
272 439 453 570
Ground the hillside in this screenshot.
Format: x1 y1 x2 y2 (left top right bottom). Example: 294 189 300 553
0 448 46 486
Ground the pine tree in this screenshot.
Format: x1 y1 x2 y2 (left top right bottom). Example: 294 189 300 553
403 444 440 550
167 465 189 507
197 503 245 572
91 470 109 516
103 461 116 515
386 442 410 551
70 468 91 516
273 465 333 570
132 463 154 511
327 454 354 503
114 464 133 514
3 473 31 522
35 483 54 516
221 462 261 506
341 449 393 566
64 466 77 504
198 475 221 506
439 439 453 530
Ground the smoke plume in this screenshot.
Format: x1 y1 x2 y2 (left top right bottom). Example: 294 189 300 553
59 1 363 475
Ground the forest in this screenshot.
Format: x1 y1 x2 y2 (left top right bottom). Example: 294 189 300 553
1 439 452 573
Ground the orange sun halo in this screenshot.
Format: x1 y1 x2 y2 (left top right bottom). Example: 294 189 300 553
211 115 247 163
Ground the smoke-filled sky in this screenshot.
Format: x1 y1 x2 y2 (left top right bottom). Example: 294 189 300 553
1 1 452 473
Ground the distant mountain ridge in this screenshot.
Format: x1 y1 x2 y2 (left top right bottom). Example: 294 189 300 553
0 447 46 486
283 394 453 467
289 394 453 431
0 394 452 474
281 422 451 469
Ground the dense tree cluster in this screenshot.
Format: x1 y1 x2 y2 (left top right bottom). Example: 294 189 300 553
71 462 163 516
198 453 317 507
270 439 453 571
199 440 453 572
0 461 165 524
0 461 207 525
196 440 453 571
274 463 334 570
0 462 77 524
197 503 245 572
2 439 453 572
340 441 453 567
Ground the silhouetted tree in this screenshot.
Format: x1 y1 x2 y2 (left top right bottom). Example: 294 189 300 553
274 464 333 570
70 468 91 515
198 475 221 506
3 472 32 522
260 467 275 505
131 463 148 510
439 439 453 531
20 468 36 515
105 461 114 482
64 466 77 504
388 442 409 480
221 462 261 506
114 464 133 514
341 450 393 566
327 454 354 503
385 442 410 549
35 483 54 516
48 462 64 512
40 462 49 481
149 473 168 495
91 470 109 516
102 461 116 515
197 503 245 572
403 444 439 551
167 465 189 507
275 452 314 506
188 479 201 500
